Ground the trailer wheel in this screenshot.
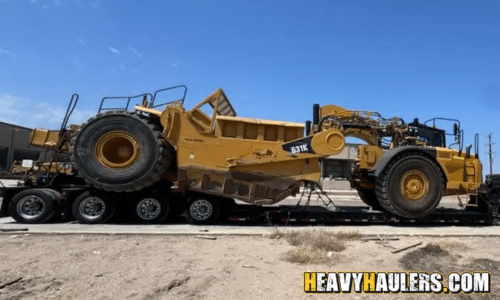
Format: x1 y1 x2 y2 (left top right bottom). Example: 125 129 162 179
131 194 170 224
72 191 116 224
357 189 384 211
184 197 220 225
9 189 57 224
42 189 63 221
71 111 174 192
376 153 443 219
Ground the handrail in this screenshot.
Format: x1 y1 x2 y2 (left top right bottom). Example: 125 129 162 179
98 85 188 112
150 85 187 108
474 133 479 158
59 93 79 135
98 93 153 113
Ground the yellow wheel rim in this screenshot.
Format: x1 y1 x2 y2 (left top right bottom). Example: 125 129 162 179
399 170 429 201
95 131 140 169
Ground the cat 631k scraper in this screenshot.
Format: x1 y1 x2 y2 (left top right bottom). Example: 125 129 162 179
21 85 490 224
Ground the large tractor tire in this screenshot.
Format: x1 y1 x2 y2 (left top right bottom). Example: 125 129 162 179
357 188 384 211
71 111 174 192
375 152 444 219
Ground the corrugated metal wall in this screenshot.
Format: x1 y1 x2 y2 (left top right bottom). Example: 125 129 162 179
0 122 45 171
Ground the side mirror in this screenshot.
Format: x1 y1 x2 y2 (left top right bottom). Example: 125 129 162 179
453 123 459 136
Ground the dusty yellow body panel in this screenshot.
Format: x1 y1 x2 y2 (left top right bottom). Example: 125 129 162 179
215 116 304 141
434 147 483 195
29 129 61 149
157 101 322 203
29 124 78 153
357 145 384 170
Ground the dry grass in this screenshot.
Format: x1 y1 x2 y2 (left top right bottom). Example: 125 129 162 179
335 230 363 241
269 229 361 265
268 229 286 240
432 240 470 251
270 229 361 251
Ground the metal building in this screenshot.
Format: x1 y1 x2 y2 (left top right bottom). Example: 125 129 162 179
0 122 45 171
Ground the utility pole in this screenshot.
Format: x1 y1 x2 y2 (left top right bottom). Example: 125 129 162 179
485 132 495 175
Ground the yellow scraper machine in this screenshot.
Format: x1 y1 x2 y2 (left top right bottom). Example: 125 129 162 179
1 85 498 225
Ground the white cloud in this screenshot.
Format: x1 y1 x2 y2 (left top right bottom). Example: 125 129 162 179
127 46 143 58
109 47 120 54
172 62 178 68
78 38 85 45
0 93 95 129
0 49 16 58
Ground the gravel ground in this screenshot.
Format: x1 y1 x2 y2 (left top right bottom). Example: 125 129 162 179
0 233 499 300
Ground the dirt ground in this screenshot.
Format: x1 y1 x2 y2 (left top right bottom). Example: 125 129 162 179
0 232 499 300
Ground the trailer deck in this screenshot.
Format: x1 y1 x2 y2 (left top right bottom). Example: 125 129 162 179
227 204 497 226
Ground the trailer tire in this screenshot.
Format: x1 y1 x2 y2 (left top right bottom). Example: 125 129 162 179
71 111 174 192
357 189 384 211
9 189 57 224
184 197 220 225
72 191 116 224
375 152 443 219
42 189 63 221
131 193 170 224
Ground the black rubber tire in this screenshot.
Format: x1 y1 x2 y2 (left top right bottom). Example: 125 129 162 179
9 189 56 224
42 188 63 221
375 152 443 219
216 198 236 223
72 191 116 224
486 188 500 214
357 188 384 211
131 193 170 224
71 111 173 192
184 197 220 225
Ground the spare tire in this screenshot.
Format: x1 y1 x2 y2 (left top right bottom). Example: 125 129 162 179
71 111 174 192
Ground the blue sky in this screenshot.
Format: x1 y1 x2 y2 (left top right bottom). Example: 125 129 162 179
0 0 499 173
